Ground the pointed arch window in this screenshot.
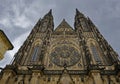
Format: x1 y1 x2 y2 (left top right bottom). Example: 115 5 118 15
31 46 39 61
90 44 102 64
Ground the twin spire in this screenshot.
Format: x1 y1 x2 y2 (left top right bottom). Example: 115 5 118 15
42 8 85 20
47 8 83 16
45 8 83 15
35 9 92 32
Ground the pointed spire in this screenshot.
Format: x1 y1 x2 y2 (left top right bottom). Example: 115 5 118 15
42 9 53 19
74 9 91 31
76 8 80 14
63 18 65 22
75 8 84 17
48 9 52 15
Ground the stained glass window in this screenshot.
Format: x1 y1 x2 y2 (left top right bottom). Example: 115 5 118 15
31 46 39 61
50 45 80 67
90 44 101 64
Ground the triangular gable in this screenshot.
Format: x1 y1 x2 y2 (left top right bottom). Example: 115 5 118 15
57 68 74 84
55 19 74 32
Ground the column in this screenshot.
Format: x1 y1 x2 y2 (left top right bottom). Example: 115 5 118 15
0 70 15 84
89 70 103 84
24 75 30 84
30 70 41 84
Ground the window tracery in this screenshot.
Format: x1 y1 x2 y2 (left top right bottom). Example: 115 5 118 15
50 45 80 67
90 43 102 64
31 46 39 61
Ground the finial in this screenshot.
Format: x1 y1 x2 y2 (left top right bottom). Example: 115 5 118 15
39 18 42 21
48 9 52 15
63 18 66 22
76 8 80 13
75 8 84 17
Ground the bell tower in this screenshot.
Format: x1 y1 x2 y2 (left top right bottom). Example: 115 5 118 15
0 9 120 84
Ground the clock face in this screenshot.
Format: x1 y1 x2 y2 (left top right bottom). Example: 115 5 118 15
50 45 80 67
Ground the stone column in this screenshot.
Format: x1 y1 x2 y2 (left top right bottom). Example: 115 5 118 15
24 75 30 84
102 76 108 84
110 76 119 84
85 77 94 84
89 70 103 84
51 77 56 84
16 75 24 84
30 70 41 84
117 70 120 83
0 70 15 84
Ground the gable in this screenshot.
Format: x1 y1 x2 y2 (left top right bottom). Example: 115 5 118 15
53 19 75 35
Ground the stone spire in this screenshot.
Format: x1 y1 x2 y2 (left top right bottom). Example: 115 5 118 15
74 9 91 32
76 8 85 18
39 9 54 32
12 10 54 65
74 9 92 66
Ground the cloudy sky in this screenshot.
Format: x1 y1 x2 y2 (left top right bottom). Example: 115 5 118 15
0 0 120 68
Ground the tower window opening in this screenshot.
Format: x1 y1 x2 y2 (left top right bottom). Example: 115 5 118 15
31 46 39 61
90 44 101 64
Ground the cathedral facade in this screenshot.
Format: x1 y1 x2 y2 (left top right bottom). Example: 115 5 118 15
0 9 120 84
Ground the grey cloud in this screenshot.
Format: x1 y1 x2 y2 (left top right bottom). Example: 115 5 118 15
0 53 13 68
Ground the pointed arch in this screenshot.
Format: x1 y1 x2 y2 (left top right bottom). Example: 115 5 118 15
87 38 102 65
31 46 39 61
30 39 42 62
32 39 42 46
90 43 102 64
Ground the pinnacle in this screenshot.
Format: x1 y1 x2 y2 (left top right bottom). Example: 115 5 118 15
76 8 84 17
48 9 52 15
41 9 53 21
76 8 80 14
62 18 66 22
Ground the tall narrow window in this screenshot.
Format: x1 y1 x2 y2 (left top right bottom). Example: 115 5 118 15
31 46 39 61
90 44 101 64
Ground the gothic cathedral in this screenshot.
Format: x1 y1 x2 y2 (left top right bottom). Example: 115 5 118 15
0 9 120 84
